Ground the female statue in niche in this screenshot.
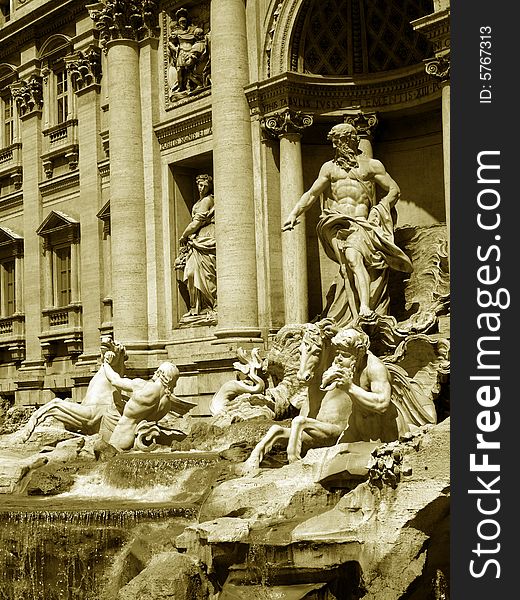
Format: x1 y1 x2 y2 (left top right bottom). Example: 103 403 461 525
175 174 217 324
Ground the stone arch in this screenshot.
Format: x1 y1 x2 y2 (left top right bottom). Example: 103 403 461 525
266 0 434 78
0 63 18 87
37 34 73 60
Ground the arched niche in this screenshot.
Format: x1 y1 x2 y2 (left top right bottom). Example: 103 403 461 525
266 0 434 79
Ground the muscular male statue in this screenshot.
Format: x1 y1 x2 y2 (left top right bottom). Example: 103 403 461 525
282 123 412 325
103 354 184 451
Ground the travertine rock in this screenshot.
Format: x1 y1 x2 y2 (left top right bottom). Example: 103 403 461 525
116 551 212 600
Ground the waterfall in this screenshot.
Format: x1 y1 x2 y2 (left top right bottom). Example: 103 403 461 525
0 498 195 600
0 451 224 600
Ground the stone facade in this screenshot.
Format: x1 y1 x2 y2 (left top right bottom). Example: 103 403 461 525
0 1 449 414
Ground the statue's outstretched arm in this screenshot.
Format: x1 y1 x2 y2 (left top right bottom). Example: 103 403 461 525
103 359 135 393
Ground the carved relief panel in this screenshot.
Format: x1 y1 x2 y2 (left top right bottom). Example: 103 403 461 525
162 2 211 108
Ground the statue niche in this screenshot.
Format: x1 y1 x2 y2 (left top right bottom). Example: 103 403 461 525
167 6 210 101
174 174 217 326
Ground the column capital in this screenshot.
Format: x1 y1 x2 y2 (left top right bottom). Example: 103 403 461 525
261 109 313 140
86 0 160 50
65 46 102 94
343 110 378 140
424 54 450 83
10 76 43 118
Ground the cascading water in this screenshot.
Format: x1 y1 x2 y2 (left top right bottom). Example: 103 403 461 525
0 451 225 600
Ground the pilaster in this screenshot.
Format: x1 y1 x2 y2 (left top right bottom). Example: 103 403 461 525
12 74 46 391
71 46 104 364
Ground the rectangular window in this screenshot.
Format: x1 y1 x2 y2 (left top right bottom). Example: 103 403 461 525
1 95 13 148
56 70 69 124
54 246 71 307
0 259 16 317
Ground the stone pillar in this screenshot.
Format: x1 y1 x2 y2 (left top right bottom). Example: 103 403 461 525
106 39 147 343
87 1 161 345
263 110 313 324
67 46 103 362
343 110 378 158
425 56 450 249
11 74 46 396
211 0 261 342
413 7 450 257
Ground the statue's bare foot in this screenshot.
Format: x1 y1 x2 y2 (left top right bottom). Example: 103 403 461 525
359 304 374 318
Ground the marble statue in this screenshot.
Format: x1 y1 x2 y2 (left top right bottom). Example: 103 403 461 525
322 328 436 443
21 337 128 443
102 353 195 451
168 7 210 98
209 348 267 416
241 327 438 473
175 174 217 324
282 123 413 326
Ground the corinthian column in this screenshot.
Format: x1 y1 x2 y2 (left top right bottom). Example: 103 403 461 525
263 110 313 324
87 1 160 344
211 0 261 342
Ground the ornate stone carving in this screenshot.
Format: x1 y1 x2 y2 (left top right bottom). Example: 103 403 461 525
261 109 313 139
209 348 274 428
21 337 128 442
424 55 450 82
283 122 412 325
102 357 196 451
86 0 160 48
65 47 102 92
343 111 378 140
174 174 217 326
10 76 43 117
265 2 283 78
166 6 210 100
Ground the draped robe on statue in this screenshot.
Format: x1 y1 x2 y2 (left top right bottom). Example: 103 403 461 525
317 195 413 327
182 208 217 312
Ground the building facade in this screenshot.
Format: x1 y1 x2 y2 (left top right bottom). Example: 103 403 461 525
0 0 449 413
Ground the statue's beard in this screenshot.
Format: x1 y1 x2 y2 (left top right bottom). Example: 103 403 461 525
333 146 359 171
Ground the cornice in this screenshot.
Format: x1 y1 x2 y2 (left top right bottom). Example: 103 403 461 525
245 67 442 117
412 8 450 56
39 171 80 198
0 1 85 62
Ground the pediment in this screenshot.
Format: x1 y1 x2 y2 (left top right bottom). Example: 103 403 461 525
0 226 23 256
0 226 22 245
96 201 110 222
37 210 79 237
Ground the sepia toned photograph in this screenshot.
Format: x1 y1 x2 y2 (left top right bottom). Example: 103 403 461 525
0 1 450 598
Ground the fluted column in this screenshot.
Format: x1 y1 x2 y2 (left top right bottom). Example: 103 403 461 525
263 110 313 324
211 0 260 341
88 1 160 344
